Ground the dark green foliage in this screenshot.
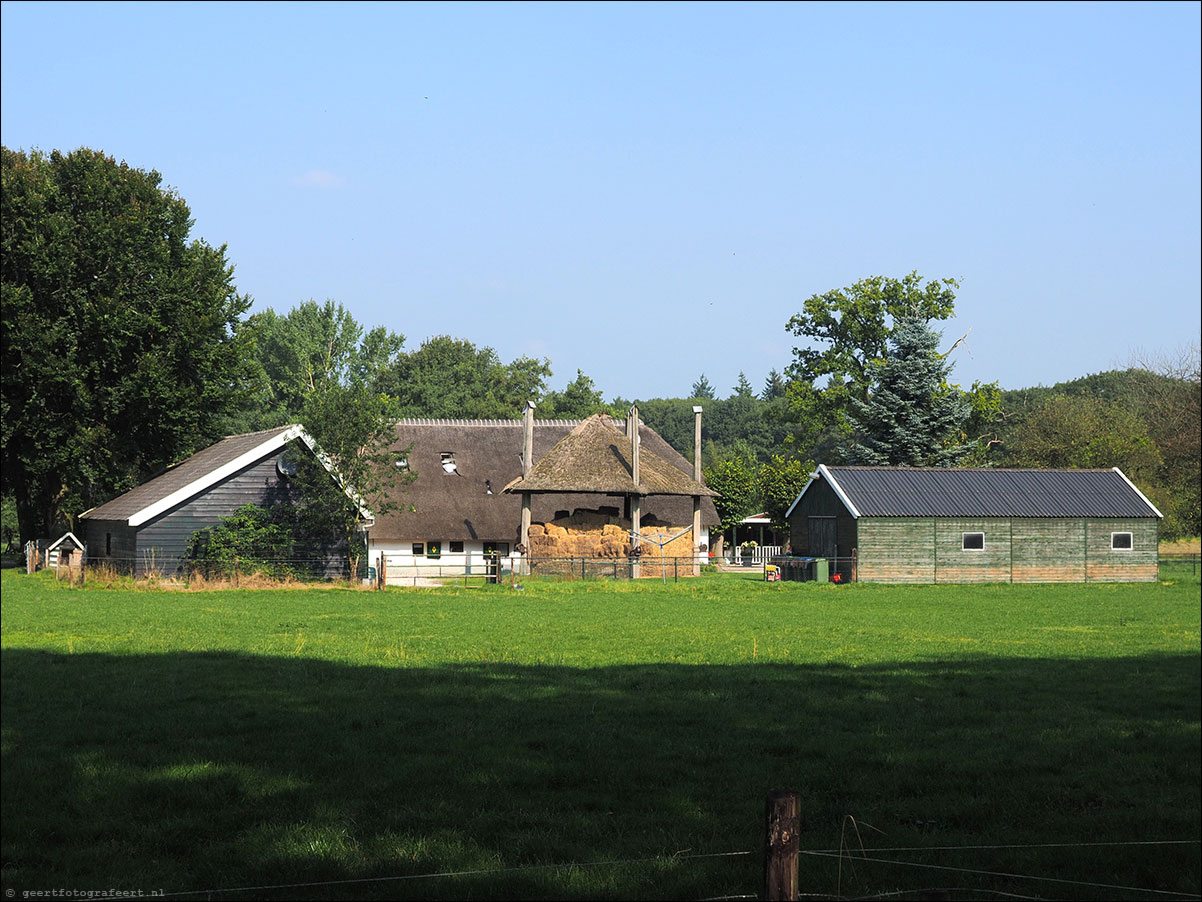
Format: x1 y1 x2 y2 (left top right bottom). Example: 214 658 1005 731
996 356 1200 538
689 373 715 400
298 382 408 574
703 454 759 531
1 147 253 542
761 368 786 401
842 317 972 466
538 370 611 419
732 371 755 399
785 271 959 418
757 454 813 528
229 299 405 432
185 504 309 579
379 335 551 419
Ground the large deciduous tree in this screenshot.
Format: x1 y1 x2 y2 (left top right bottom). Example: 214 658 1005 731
234 299 405 431
785 272 959 423
1 147 253 541
841 317 972 466
380 335 551 419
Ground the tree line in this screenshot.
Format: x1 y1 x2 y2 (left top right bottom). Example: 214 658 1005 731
3 147 1198 545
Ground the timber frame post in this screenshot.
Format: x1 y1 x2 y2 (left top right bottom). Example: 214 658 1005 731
628 405 641 579
520 400 535 575
693 405 703 576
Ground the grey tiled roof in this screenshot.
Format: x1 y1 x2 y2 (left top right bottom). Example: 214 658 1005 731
825 466 1161 518
81 426 296 522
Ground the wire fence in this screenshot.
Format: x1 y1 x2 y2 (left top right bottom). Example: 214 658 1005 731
90 838 1198 901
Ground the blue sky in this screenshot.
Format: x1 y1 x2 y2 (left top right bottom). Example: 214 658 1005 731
3 1 1199 402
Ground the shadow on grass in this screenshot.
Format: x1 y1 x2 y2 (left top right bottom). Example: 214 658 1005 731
2 650 1199 900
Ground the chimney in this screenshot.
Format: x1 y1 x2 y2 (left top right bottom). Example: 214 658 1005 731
522 400 535 478
628 404 640 486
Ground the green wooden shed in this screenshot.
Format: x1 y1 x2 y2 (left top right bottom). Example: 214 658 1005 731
785 466 1163 584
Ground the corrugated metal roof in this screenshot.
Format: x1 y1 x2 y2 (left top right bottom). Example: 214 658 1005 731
824 466 1162 518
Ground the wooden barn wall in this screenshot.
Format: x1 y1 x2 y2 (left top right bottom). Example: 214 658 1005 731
133 449 336 576
80 519 137 572
788 477 852 554
856 518 935 584
1085 518 1158 582
934 518 1012 583
1011 519 1086 583
855 516 1159 584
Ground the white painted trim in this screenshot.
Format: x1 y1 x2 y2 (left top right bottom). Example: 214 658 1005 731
127 426 374 527
820 465 862 518
46 531 84 552
1111 467 1164 519
786 464 861 520
784 472 819 520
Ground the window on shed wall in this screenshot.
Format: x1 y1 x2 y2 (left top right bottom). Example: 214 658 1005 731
962 532 985 550
412 543 424 556
450 541 465 554
427 542 442 559
1111 532 1133 551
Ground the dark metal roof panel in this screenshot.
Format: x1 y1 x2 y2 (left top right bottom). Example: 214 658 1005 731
825 467 1160 518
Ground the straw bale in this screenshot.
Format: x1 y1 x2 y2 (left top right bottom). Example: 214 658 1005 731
544 523 568 539
528 524 546 538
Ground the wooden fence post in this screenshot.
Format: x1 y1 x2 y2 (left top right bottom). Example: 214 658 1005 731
378 554 387 590
763 789 800 902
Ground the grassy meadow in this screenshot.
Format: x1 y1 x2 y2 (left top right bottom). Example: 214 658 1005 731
1 566 1199 900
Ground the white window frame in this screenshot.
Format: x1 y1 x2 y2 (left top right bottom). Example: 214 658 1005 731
962 532 985 551
1110 531 1134 551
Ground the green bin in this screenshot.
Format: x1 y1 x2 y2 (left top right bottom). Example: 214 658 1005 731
814 558 829 582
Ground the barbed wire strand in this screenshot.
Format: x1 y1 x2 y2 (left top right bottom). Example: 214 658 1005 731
153 849 754 899
802 849 1200 898
823 838 1200 854
847 888 1042 901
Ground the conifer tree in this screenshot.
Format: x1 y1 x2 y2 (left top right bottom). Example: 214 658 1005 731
842 317 971 466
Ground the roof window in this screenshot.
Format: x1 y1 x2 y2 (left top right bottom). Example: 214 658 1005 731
441 452 458 475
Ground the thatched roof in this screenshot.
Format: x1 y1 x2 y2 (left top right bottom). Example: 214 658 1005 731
369 418 720 542
503 414 716 497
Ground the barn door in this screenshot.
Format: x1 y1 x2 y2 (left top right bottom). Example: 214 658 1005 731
809 517 837 558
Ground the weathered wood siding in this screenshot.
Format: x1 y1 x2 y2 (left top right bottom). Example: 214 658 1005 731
1011 518 1086 583
854 516 1159 584
80 519 137 572
934 518 1012 583
856 518 935 583
788 478 857 579
1085 518 1158 582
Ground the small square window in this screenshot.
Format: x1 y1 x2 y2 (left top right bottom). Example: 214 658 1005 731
412 543 424 556
1111 532 1133 551
449 541 464 554
962 532 985 550
427 541 442 559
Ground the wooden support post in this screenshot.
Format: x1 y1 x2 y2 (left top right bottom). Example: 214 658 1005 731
629 405 641 579
378 554 387 589
520 400 535 575
693 405 703 576
763 789 800 902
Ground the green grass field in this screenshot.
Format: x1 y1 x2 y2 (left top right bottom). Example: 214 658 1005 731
2 567 1199 900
